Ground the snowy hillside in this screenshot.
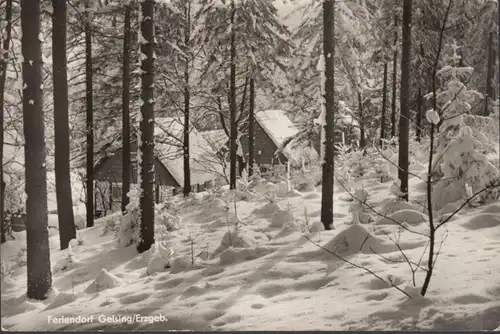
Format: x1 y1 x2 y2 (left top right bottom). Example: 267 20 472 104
2 149 499 331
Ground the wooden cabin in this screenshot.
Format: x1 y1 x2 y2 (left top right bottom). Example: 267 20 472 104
93 117 226 216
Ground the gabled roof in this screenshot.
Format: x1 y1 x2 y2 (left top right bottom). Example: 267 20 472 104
201 129 228 152
255 109 318 162
155 117 226 186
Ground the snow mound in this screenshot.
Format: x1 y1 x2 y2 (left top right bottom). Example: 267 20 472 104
74 214 86 230
147 243 174 275
309 221 325 233
170 255 192 274
44 291 77 311
270 209 294 228
481 204 500 214
52 252 79 274
462 213 500 230
303 191 321 200
219 246 275 266
84 269 122 294
253 202 281 217
438 202 461 216
322 224 395 255
211 229 256 259
283 189 303 198
276 181 289 197
376 209 427 226
207 198 227 212
381 200 419 216
275 222 298 238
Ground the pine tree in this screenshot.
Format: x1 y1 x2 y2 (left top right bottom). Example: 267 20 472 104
85 1 94 227
21 0 52 300
0 0 13 244
122 3 132 213
137 0 155 254
52 0 76 249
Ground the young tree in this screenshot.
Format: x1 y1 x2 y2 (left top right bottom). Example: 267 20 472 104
21 0 52 299
183 1 192 197
0 0 13 244
320 0 335 231
137 0 155 254
122 3 132 213
484 31 494 116
391 14 398 138
229 0 237 190
398 0 412 201
85 1 94 227
248 75 255 176
52 0 76 250
380 62 388 145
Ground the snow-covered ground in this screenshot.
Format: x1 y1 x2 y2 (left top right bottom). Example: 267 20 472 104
1 154 500 331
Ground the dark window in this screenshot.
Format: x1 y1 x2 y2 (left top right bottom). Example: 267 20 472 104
112 185 122 199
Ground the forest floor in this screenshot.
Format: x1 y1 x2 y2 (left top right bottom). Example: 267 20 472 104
1 151 500 331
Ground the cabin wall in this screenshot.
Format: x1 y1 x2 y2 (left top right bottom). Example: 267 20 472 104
239 122 288 166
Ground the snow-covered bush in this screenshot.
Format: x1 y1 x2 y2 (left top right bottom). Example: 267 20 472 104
370 158 392 183
349 188 372 224
430 65 499 209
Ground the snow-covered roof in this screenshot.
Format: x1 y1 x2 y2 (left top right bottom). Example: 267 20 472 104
155 117 225 186
201 129 228 152
255 109 318 162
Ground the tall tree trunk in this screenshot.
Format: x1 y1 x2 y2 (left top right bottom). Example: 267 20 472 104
85 4 94 227
21 0 52 300
320 0 335 231
498 0 500 167
379 62 388 146
485 31 494 116
0 0 13 244
121 4 131 213
416 44 425 142
183 1 191 197
137 0 155 254
248 76 255 176
52 0 76 250
391 14 398 138
229 0 237 190
398 0 412 202
358 92 365 149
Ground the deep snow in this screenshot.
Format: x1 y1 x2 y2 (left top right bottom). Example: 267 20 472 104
1 156 500 331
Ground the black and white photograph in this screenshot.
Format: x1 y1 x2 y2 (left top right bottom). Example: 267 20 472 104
0 0 499 331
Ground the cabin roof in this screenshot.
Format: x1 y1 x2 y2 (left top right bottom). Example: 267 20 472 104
155 117 225 186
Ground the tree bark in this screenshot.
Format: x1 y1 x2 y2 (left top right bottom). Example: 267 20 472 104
416 87 423 142
484 31 494 116
21 0 52 300
0 0 13 244
398 0 412 201
358 92 365 149
121 4 131 213
379 62 388 146
320 0 335 231
85 4 94 227
137 0 155 254
52 0 76 250
248 76 255 176
183 1 191 197
391 14 398 138
229 0 237 190
498 0 500 167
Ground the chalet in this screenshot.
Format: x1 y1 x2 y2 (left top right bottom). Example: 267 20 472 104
201 110 319 174
93 117 226 215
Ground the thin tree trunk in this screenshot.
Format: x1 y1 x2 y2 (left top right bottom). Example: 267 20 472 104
121 4 131 213
358 92 365 149
391 14 398 138
137 0 155 254
85 4 94 227
320 0 335 231
379 62 388 146
183 1 191 197
398 0 412 202
229 0 237 190
248 76 255 176
0 0 13 244
21 0 52 300
484 31 494 116
416 87 423 142
52 0 76 250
